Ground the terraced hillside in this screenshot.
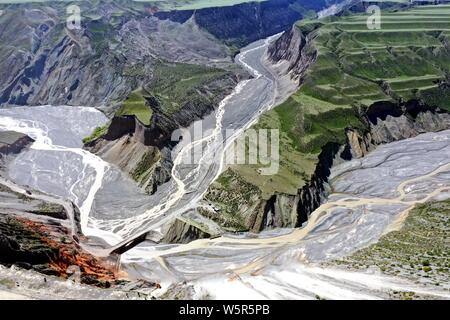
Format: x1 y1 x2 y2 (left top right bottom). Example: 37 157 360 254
306 5 450 108
205 4 450 232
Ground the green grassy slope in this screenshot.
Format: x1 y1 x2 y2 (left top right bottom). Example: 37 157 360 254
85 61 231 145
228 4 450 199
144 62 230 116
114 62 230 125
83 125 109 144
116 90 153 125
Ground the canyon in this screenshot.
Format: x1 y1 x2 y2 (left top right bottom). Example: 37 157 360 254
0 0 449 300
